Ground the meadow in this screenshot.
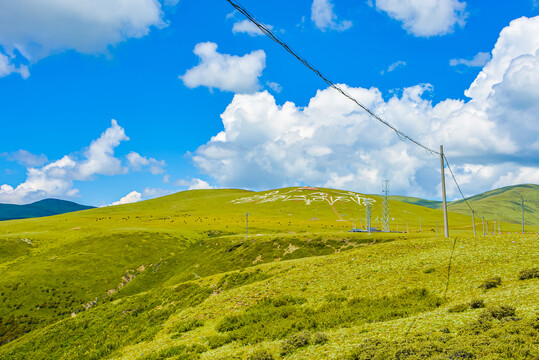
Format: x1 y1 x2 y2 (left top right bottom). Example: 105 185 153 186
0 187 537 359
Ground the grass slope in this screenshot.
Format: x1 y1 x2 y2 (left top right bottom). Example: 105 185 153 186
447 184 539 226
0 198 94 221
0 187 537 359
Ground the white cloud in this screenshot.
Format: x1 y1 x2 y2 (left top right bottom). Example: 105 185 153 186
266 81 283 93
381 60 407 74
374 0 467 37
450 52 491 67
127 151 166 174
109 191 141 206
192 17 539 199
143 187 173 198
180 42 266 94
232 20 273 36
0 51 29 79
311 0 352 32
1 149 48 167
0 120 130 204
175 178 214 190
77 120 129 179
0 0 165 77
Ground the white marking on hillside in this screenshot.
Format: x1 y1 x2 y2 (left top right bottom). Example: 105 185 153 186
231 187 375 207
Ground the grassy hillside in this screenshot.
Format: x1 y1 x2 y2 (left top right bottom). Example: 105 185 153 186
388 196 442 209
0 187 537 359
392 184 539 227
447 184 539 226
0 198 94 221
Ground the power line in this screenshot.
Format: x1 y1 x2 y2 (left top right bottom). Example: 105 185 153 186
226 0 479 219
226 0 440 157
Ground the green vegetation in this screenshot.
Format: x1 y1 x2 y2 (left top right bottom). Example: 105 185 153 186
0 198 94 221
0 186 537 359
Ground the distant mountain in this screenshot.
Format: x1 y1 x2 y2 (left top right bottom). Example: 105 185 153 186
0 199 94 221
392 184 538 226
389 195 442 209
447 184 539 226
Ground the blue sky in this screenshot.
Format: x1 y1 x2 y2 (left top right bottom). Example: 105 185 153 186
0 0 538 206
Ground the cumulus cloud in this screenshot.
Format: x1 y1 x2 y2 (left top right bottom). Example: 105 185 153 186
143 187 173 198
232 20 273 36
0 0 165 78
192 16 539 199
109 191 141 206
0 120 129 204
374 0 467 37
311 0 352 32
450 52 491 67
175 178 214 190
0 51 29 79
180 42 266 94
381 60 407 74
1 150 48 167
127 151 166 174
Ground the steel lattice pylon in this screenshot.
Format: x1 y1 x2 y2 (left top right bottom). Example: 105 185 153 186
382 180 389 232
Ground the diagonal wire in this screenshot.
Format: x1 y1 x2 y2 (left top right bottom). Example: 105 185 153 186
226 0 481 211
226 0 439 157
443 155 475 214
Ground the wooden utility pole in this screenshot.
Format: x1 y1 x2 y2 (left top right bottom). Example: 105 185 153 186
520 196 525 234
245 212 250 239
440 145 449 237
472 210 476 237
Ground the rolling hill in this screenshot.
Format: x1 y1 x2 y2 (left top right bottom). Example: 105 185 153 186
0 187 537 359
0 198 94 221
392 184 539 227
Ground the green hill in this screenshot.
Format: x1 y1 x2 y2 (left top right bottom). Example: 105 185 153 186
391 184 539 227
447 184 539 226
389 195 442 209
0 198 94 221
0 187 537 359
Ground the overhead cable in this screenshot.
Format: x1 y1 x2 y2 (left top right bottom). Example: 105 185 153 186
226 0 439 156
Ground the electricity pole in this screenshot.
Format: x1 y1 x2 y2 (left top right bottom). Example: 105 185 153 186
520 196 525 234
245 212 250 239
440 145 449 237
472 210 476 237
382 180 389 232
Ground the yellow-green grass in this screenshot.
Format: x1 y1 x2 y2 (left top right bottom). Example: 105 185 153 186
0 187 537 359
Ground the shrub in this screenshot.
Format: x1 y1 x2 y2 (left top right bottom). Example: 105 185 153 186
518 268 539 280
281 331 311 355
448 303 469 313
313 332 329 344
488 305 516 320
479 276 501 290
206 334 230 349
247 349 274 360
169 319 204 334
423 267 436 274
469 299 485 309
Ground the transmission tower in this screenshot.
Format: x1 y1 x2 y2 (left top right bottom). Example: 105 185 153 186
382 180 389 232
365 203 372 234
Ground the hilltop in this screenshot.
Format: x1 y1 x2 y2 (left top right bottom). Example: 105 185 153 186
0 198 94 221
0 187 537 359
392 184 539 226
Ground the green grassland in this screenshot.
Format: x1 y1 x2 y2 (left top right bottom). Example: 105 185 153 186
393 184 539 226
0 187 537 359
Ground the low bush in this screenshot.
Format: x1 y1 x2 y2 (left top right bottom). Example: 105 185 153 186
206 334 231 349
247 349 274 360
487 305 516 320
469 299 485 309
479 276 501 290
313 332 329 344
448 303 469 313
281 331 311 355
518 268 539 280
